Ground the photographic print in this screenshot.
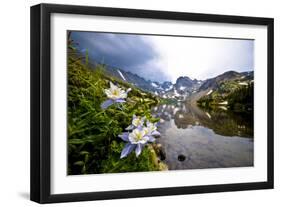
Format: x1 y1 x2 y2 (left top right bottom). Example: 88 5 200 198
67 31 254 175
31 4 274 203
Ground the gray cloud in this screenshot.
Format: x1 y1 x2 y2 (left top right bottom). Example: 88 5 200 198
71 31 170 82
70 31 254 83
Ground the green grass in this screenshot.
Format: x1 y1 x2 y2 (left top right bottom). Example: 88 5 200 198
67 55 163 175
197 81 254 113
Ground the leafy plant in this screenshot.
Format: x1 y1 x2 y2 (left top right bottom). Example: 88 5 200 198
67 36 162 175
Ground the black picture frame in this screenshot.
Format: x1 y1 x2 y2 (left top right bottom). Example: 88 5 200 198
30 3 274 204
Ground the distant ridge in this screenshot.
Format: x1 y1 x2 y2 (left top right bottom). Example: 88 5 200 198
87 58 253 101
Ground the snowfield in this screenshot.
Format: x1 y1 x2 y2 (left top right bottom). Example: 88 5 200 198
151 82 158 87
117 70 126 81
206 89 213 95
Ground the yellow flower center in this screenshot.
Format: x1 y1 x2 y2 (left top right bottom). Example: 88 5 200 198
133 118 142 126
135 132 143 141
112 89 119 96
143 128 149 135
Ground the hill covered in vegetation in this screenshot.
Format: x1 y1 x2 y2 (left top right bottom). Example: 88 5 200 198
67 48 167 175
197 71 254 113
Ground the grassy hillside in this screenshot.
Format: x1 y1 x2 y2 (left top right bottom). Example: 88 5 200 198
67 52 167 175
197 80 254 113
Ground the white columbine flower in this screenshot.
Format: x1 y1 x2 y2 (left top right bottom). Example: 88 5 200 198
128 128 149 145
144 121 157 135
118 127 151 158
125 115 145 130
118 120 160 158
132 115 145 127
104 82 128 100
101 82 131 109
143 121 161 142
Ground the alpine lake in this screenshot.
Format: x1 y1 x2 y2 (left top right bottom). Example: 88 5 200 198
152 101 254 170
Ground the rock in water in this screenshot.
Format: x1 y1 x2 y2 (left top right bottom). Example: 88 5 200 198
178 154 186 162
159 149 166 161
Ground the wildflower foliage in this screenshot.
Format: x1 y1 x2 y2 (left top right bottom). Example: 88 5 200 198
67 52 161 174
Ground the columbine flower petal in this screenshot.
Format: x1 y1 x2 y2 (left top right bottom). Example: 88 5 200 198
146 121 157 132
115 99 126 103
125 125 134 131
104 89 111 97
139 136 149 144
120 143 135 158
101 99 114 109
109 81 118 90
118 90 128 99
135 143 143 157
151 130 161 136
118 132 129 142
148 136 156 142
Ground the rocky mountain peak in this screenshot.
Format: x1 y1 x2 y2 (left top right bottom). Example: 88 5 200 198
175 76 194 88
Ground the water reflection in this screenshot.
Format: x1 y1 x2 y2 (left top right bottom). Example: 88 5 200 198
152 102 254 170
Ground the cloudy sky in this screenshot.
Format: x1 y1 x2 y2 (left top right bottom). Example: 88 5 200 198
70 31 254 83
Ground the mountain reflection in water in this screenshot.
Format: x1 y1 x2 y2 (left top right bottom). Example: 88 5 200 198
152 102 253 170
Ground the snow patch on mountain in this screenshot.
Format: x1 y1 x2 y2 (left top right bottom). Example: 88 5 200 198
117 69 126 81
165 85 173 91
238 82 248 86
173 89 180 97
206 90 213 95
151 82 159 88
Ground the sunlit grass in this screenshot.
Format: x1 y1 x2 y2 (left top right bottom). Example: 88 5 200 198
67 55 163 175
